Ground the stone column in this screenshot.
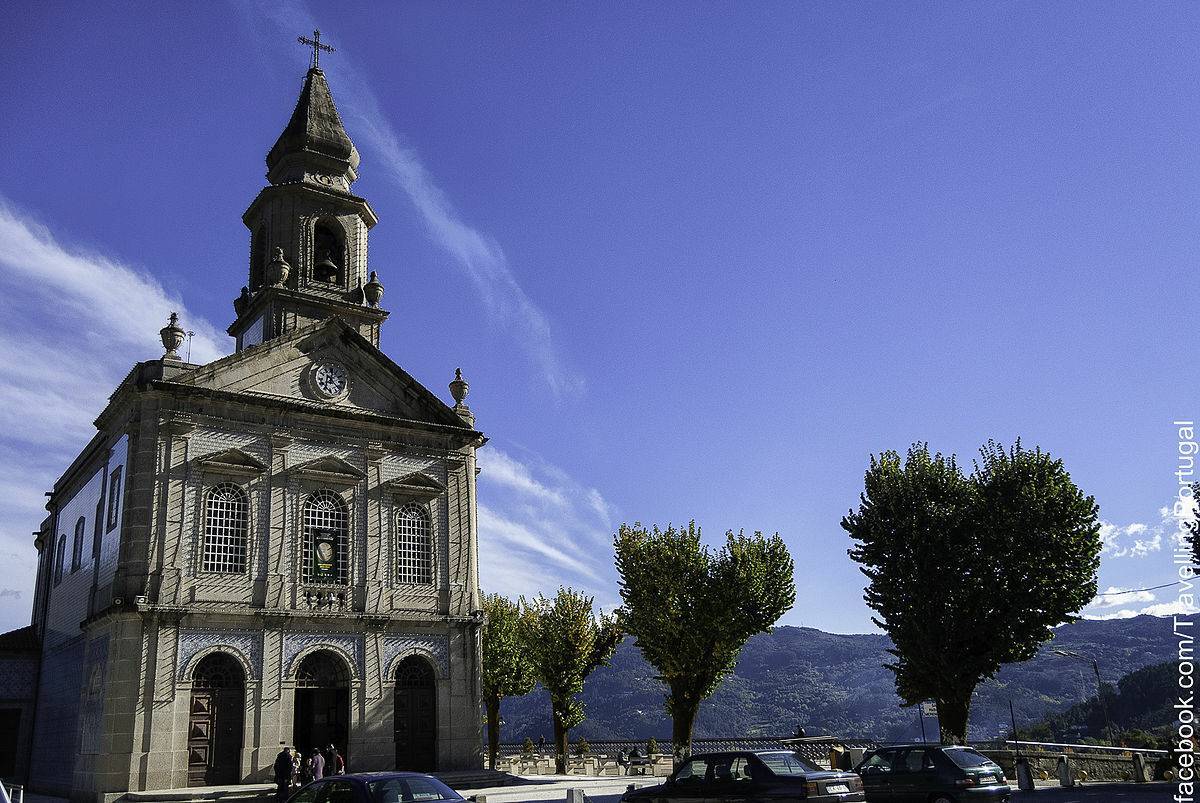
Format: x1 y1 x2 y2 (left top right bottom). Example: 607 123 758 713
153 418 195 606
365 445 387 615
266 433 293 609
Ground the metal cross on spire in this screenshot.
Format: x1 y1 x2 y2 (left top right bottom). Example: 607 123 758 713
298 29 335 70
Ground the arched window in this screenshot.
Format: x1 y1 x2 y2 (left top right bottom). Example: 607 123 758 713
71 516 85 572
193 651 245 689
202 484 249 574
295 650 350 688
313 221 344 285
303 491 348 584
54 535 66 585
396 504 433 585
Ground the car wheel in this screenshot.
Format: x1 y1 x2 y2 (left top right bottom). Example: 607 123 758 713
930 796 956 803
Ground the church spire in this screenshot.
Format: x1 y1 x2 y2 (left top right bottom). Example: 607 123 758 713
265 64 360 190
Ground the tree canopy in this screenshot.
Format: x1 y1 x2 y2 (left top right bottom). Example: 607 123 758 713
519 588 622 772
614 522 795 754
482 593 536 769
843 441 1101 743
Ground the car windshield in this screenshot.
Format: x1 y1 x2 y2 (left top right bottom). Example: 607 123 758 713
943 749 996 770
368 777 463 803
755 752 822 776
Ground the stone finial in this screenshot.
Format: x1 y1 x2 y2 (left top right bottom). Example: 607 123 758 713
269 247 291 286
234 286 251 317
160 312 186 360
449 368 469 405
364 270 385 308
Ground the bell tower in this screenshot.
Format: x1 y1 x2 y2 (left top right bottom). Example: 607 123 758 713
230 46 387 351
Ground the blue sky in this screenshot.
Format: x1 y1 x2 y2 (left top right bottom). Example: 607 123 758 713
0 2 1193 633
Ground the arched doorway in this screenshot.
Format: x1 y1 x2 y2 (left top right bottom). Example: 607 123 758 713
393 656 436 771
188 652 245 786
293 651 351 763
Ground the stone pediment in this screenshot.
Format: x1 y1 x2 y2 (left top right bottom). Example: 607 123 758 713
173 318 473 432
289 455 365 486
380 472 445 501
193 448 267 476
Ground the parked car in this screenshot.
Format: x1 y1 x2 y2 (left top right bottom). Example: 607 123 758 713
288 772 464 803
621 750 865 802
854 745 1011 802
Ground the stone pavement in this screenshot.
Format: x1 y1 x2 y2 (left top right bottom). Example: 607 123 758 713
1010 782 1172 802
468 775 661 803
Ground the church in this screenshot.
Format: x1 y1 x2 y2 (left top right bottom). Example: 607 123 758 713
0 47 487 800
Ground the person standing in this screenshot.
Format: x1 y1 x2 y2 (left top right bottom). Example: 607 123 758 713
274 743 294 802
330 746 346 775
311 747 326 781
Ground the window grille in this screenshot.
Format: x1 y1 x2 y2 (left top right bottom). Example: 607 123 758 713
202 483 249 574
395 655 435 688
71 517 85 572
193 652 244 689
54 536 66 585
396 504 433 585
106 467 122 531
295 651 349 688
303 490 349 584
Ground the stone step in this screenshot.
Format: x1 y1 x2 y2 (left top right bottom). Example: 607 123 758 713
433 771 519 790
122 784 275 803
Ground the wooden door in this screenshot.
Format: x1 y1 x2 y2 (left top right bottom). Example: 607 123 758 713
188 653 245 786
393 657 436 771
187 692 215 786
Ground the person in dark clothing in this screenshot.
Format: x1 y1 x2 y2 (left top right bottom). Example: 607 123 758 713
329 746 346 775
274 743 294 802
311 748 326 781
324 744 338 775
300 753 314 786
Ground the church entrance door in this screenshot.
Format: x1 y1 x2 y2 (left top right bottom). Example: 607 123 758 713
293 651 351 765
188 653 245 786
393 656 436 771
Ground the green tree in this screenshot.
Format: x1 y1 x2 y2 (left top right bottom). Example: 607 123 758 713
519 588 622 773
614 523 795 757
843 441 1101 744
482 593 536 770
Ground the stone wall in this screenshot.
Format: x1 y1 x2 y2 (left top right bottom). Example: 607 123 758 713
980 748 1150 783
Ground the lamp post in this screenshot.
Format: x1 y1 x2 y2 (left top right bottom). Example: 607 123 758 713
1050 649 1113 742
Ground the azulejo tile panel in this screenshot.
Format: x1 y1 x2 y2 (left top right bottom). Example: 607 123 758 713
381 634 449 677
282 631 364 677
176 629 264 680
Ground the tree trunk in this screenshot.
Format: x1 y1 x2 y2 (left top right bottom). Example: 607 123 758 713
486 698 500 771
553 709 568 774
937 687 973 745
671 700 699 769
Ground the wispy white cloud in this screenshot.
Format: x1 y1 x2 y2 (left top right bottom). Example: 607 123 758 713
243 1 581 398
1089 586 1156 609
1098 502 1187 559
1084 597 1196 620
477 446 619 609
0 198 223 631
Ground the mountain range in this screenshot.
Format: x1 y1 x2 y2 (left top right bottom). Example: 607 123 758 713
498 614 1174 743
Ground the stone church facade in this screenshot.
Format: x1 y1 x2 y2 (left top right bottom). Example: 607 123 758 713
5 64 486 800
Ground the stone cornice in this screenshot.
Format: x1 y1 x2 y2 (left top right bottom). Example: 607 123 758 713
148 380 485 447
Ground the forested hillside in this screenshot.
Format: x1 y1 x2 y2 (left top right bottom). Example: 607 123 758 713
499 615 1174 742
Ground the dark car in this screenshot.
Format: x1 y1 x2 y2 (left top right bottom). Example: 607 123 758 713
621 750 865 803
854 745 1011 802
288 772 464 803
